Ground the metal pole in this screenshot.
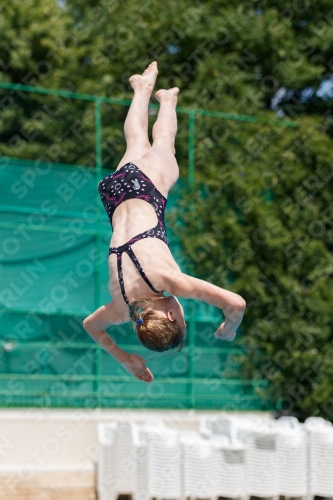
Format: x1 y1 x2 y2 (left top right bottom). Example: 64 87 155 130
95 99 103 307
188 114 195 188
189 319 196 408
95 99 103 406
187 113 196 407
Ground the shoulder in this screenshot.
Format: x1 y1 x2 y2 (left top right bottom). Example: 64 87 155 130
165 272 214 300
162 271 195 298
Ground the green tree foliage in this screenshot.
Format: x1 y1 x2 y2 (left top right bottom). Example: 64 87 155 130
1 0 333 417
2 0 333 165
169 115 333 419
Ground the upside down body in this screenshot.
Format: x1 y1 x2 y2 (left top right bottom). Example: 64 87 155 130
83 62 246 383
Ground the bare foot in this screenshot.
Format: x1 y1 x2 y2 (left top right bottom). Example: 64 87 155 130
155 87 179 103
154 88 179 155
129 61 158 91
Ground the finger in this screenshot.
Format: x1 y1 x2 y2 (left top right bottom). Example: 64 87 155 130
136 369 149 380
138 368 153 383
135 365 153 379
140 370 152 382
136 355 147 364
139 366 148 374
145 369 154 382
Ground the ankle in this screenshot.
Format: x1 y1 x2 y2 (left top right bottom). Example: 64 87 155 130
133 86 153 96
158 99 177 110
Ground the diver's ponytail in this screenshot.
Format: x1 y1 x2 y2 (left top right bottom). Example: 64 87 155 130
127 296 184 352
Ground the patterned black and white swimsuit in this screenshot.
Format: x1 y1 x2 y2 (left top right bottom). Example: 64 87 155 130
98 162 169 305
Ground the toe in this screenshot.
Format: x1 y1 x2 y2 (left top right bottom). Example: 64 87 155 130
146 63 157 74
154 90 162 102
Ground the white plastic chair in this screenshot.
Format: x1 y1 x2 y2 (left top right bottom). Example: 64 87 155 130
115 420 136 493
246 425 280 499
97 422 118 500
97 420 136 500
233 415 266 444
274 416 300 428
274 422 308 497
200 412 265 445
200 413 235 441
132 420 167 500
199 415 249 499
305 416 333 497
212 435 248 500
181 431 218 499
147 427 183 499
132 424 149 500
305 416 332 430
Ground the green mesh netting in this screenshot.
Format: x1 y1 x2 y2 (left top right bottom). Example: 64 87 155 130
0 157 267 410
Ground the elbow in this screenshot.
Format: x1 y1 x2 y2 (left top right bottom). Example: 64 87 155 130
83 316 96 337
236 297 246 310
227 297 246 314
83 316 91 331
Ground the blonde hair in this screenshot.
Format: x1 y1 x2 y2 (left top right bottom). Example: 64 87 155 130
128 296 184 352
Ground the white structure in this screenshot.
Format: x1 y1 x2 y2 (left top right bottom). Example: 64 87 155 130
275 417 308 497
147 427 183 499
246 425 280 498
97 420 136 500
97 413 333 500
181 432 218 498
305 416 333 496
132 425 149 500
214 437 248 499
0 408 269 500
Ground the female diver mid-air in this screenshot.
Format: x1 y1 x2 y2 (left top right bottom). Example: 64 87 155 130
83 62 246 383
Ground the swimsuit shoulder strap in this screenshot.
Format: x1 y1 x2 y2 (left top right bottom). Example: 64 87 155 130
111 244 163 305
116 251 130 305
126 246 162 295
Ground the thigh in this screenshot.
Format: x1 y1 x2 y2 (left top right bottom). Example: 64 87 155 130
134 145 180 197
116 141 151 171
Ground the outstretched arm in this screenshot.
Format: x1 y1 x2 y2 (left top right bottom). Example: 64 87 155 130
169 273 246 341
83 303 153 383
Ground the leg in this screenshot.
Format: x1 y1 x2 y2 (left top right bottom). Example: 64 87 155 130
115 62 158 170
152 88 179 154
135 88 180 197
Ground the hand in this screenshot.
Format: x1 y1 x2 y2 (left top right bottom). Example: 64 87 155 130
121 353 154 383
214 322 236 342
